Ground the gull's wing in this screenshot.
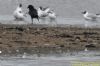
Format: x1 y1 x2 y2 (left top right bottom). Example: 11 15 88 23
87 13 97 19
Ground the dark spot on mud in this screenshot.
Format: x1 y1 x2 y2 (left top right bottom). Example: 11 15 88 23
59 45 65 48
83 32 98 35
55 33 73 38
85 44 96 48
15 27 25 31
40 28 47 31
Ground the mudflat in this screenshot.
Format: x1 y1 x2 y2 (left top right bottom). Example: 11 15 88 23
0 24 99 55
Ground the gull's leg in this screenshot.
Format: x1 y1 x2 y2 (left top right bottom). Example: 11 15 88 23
85 20 88 28
31 18 33 24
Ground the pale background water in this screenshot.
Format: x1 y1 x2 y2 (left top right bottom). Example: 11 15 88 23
0 0 100 17
0 0 100 66
0 0 100 27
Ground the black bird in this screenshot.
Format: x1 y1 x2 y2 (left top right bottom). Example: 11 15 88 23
27 5 39 24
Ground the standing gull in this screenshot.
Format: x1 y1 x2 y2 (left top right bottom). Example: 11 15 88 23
48 10 57 26
37 6 51 23
82 11 100 21
13 4 25 21
38 6 49 17
82 11 100 27
48 10 57 22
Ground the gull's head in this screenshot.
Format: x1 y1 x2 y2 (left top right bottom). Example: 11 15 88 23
19 4 22 7
82 11 87 14
39 6 43 10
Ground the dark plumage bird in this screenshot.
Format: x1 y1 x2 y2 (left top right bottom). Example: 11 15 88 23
27 5 39 24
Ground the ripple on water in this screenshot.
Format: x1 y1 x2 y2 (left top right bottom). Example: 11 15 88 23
0 51 100 66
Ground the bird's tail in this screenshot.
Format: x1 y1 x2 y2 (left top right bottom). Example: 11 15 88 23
44 8 50 13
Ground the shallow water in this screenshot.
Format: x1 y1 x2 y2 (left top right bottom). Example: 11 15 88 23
0 51 100 66
0 0 100 17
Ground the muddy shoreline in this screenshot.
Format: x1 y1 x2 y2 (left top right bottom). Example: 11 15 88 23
0 24 100 55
